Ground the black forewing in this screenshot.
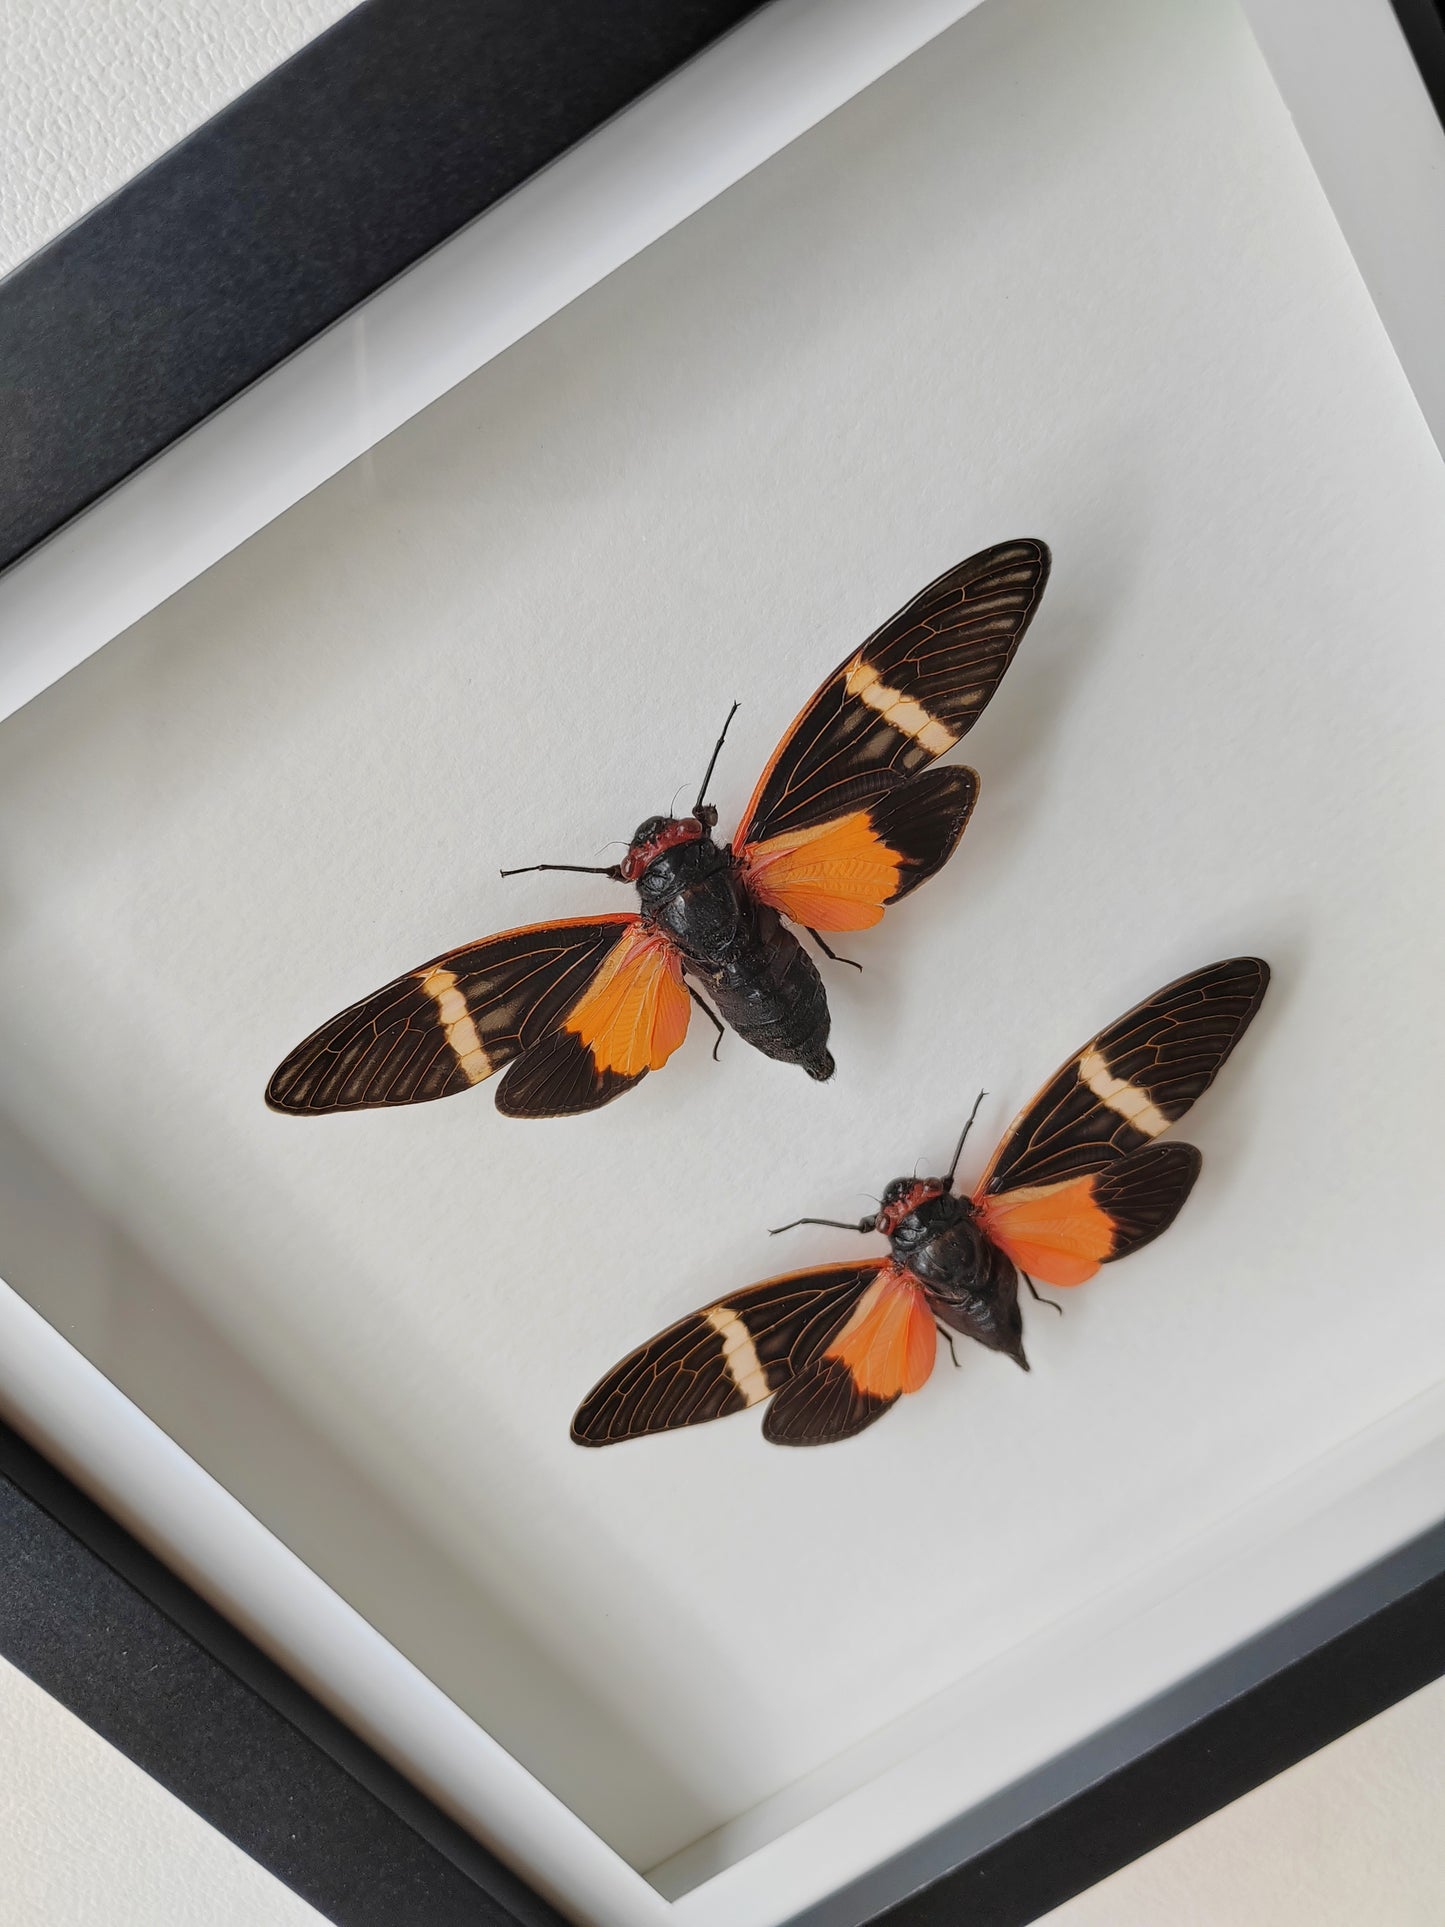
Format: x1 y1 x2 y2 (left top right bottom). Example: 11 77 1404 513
980 958 1270 1196
762 1358 897 1446
266 915 636 1113
734 538 1050 848
571 1263 883 1446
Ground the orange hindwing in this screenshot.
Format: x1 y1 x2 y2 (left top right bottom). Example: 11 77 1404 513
824 1265 937 1396
739 812 903 932
974 1177 1115 1287
563 924 690 1076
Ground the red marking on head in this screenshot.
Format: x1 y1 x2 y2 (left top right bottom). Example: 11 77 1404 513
620 817 705 881
876 1181 945 1237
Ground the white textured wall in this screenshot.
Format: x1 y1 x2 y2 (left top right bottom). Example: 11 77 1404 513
2 5 1444 1925
1043 1671 1445 1927
0 0 360 277
0 1656 324 1927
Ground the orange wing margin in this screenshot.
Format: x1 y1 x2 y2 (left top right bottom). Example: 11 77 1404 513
738 812 903 932
824 1265 937 1395
973 1177 1115 1288
562 922 690 1076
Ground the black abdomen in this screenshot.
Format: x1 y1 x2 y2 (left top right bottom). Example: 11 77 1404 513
641 847 834 1080
701 907 834 1080
908 1216 1028 1367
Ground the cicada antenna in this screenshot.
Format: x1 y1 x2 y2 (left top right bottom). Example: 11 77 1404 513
945 1090 988 1188
694 701 740 820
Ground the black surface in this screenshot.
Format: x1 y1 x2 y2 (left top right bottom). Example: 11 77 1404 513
0 1421 562 1927
0 0 766 573
1390 0 1445 122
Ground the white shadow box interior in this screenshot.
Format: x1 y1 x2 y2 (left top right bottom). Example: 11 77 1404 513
2 0 1444 1922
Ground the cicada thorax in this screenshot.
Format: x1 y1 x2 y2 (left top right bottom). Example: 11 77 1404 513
881 1182 1028 1369
630 821 834 1082
630 822 734 936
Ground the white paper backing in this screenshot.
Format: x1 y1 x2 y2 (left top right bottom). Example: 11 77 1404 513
1 0 1443 1904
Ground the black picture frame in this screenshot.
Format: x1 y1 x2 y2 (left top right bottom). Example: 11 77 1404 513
0 0 768 574
7 1413 1445 1927
3 0 1445 1922
0 1421 563 1927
